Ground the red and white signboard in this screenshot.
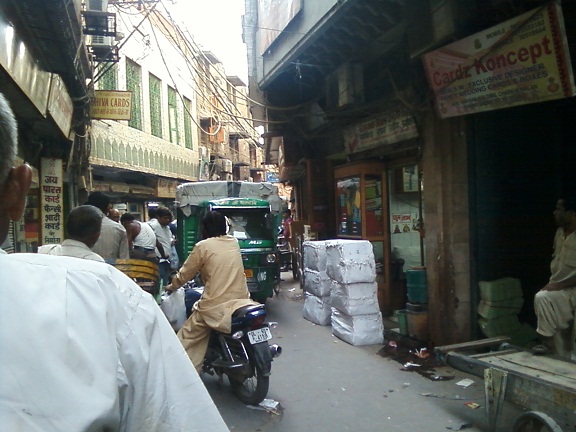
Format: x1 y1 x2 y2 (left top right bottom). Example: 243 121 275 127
423 2 575 118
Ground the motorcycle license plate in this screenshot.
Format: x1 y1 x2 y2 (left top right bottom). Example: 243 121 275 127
247 327 272 344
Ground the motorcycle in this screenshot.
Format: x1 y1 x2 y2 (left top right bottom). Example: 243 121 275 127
184 284 282 405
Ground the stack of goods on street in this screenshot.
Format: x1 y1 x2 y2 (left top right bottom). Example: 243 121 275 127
326 240 384 346
477 277 538 346
302 241 332 325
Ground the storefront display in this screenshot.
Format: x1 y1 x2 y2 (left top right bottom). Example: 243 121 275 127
334 162 393 314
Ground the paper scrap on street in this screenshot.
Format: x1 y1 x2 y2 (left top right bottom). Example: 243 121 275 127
464 402 481 410
455 378 474 388
247 399 283 415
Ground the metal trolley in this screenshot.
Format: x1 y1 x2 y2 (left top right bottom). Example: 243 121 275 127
435 337 576 432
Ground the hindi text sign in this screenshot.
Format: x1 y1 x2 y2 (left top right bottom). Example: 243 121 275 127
40 158 64 245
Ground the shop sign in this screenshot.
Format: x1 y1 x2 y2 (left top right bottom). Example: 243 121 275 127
40 158 64 245
266 172 280 183
47 75 73 138
91 90 132 120
157 178 179 198
0 14 51 116
423 2 575 119
343 108 418 155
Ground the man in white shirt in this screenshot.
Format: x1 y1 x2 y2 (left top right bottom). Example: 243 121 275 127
87 191 130 261
0 92 229 431
148 207 174 286
533 197 576 358
38 205 105 262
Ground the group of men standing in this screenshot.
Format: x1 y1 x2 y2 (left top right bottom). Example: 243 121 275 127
37 190 178 289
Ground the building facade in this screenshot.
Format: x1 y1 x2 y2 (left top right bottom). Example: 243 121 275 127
0 0 92 253
87 2 262 219
1 0 264 252
244 0 576 345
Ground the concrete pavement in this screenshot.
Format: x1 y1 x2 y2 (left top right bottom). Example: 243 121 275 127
201 273 522 431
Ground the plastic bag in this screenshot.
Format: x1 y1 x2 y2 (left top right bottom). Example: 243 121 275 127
160 288 187 332
170 244 180 270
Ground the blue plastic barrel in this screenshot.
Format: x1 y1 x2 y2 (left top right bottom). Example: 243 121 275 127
406 268 428 304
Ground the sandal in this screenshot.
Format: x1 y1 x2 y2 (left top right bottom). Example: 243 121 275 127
532 344 551 355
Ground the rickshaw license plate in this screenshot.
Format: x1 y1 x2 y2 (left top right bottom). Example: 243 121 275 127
244 269 253 278
247 327 272 344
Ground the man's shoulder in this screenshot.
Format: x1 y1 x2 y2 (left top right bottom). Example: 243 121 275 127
38 244 60 254
4 253 118 277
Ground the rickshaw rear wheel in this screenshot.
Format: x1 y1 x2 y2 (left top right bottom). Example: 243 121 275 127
512 411 563 432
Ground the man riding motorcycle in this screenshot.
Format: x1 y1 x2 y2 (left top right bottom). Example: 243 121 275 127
165 211 257 371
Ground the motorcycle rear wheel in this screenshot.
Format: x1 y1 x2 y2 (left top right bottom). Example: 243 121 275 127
229 362 269 406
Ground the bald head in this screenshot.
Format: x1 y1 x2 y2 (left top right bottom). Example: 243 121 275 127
108 208 121 223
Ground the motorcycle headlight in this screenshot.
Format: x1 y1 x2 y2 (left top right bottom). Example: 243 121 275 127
265 253 277 264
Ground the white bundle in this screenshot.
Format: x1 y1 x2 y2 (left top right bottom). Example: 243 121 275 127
325 240 376 283
302 293 331 326
330 280 379 315
331 308 384 346
303 269 332 297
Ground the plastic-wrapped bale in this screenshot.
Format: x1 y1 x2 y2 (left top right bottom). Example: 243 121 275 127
478 297 524 319
331 308 384 346
325 239 376 284
330 280 380 316
303 269 332 297
479 277 523 302
478 314 523 338
303 240 328 272
303 293 331 326
508 322 539 347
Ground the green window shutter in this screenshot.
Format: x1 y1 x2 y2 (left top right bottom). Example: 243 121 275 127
168 86 179 144
149 74 163 138
183 97 193 149
126 59 142 130
98 64 117 90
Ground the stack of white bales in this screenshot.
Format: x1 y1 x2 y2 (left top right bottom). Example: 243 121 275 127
302 241 332 325
326 239 384 346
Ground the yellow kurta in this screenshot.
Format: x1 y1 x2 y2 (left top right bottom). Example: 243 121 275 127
169 235 257 369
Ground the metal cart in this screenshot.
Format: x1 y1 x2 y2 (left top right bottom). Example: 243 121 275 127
435 337 576 432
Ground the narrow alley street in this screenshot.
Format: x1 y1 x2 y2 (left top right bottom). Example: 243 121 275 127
200 273 522 432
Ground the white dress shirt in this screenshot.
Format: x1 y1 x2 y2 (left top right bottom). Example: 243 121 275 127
148 218 173 259
0 251 230 432
38 239 105 262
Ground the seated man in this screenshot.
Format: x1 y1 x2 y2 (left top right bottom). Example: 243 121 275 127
38 205 104 262
165 211 257 371
533 196 576 358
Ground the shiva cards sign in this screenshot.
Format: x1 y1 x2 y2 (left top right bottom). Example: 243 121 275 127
91 90 132 120
422 2 575 118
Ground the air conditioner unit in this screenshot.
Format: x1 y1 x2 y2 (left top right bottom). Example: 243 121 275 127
326 62 364 109
214 158 233 173
86 0 109 12
87 34 113 48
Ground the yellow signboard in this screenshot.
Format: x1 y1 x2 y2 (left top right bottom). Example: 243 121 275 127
422 2 575 118
91 90 132 120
